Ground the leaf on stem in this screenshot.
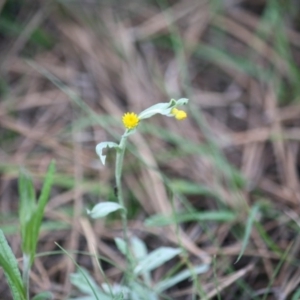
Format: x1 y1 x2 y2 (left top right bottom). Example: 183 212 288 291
87 202 124 219
138 98 189 120
95 142 119 165
134 247 182 275
114 237 127 256
70 267 110 300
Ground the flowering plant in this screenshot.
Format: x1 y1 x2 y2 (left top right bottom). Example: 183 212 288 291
95 98 188 165
87 98 189 292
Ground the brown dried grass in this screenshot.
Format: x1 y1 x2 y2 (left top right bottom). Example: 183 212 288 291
1 0 300 299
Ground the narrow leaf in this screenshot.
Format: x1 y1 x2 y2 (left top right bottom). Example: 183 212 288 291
145 211 236 227
235 204 260 263
134 247 181 275
95 142 118 165
87 202 124 219
0 230 26 300
29 161 55 264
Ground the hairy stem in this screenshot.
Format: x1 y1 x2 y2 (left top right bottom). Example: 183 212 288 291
115 134 132 274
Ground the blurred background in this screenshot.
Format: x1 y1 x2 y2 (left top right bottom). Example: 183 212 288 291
1 0 300 299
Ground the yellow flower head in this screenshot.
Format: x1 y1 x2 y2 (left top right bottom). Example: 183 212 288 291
171 108 187 120
122 112 140 129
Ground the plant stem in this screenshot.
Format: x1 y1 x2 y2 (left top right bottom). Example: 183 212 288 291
22 254 30 300
115 134 132 274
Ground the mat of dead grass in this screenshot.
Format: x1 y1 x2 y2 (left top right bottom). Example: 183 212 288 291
1 0 300 299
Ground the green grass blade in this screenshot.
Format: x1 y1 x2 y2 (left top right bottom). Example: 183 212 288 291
21 161 55 265
0 230 26 300
169 179 219 196
145 211 236 227
18 168 36 243
235 204 260 263
31 161 55 262
18 168 36 256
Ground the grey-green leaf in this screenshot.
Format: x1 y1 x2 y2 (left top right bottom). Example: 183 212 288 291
138 98 189 120
87 202 124 219
115 237 127 256
95 142 119 165
131 236 148 260
134 247 181 275
130 236 151 285
138 102 172 119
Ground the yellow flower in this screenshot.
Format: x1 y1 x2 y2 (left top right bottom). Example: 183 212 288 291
171 108 187 120
122 112 140 129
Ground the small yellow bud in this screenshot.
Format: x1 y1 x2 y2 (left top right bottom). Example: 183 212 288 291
171 108 187 120
171 108 179 115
